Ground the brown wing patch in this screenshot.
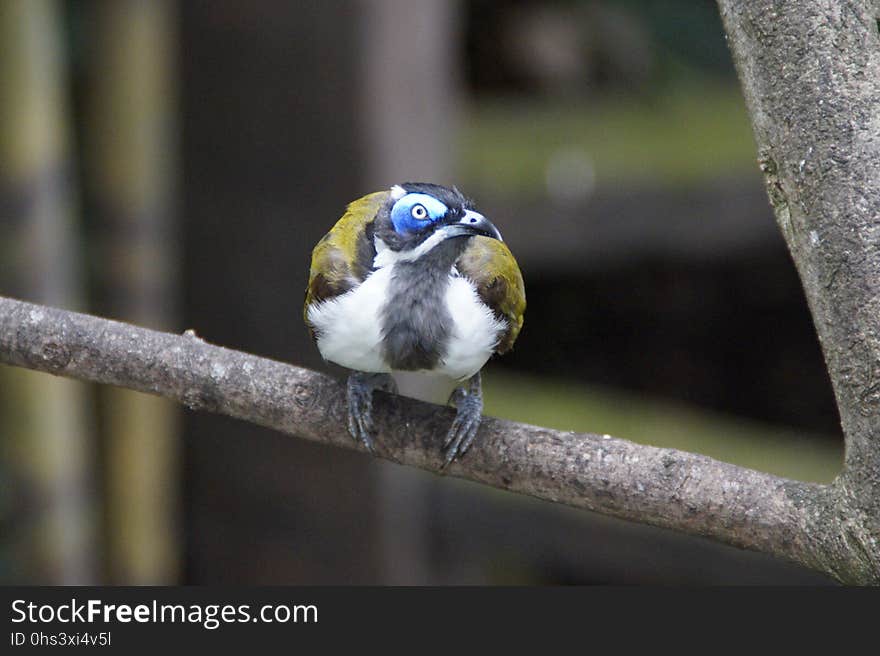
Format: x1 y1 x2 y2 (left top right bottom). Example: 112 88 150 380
304 191 389 332
457 236 526 354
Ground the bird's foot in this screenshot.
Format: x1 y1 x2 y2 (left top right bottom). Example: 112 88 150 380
347 372 396 452
443 372 483 468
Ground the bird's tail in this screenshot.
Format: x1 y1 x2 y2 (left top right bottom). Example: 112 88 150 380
391 371 458 406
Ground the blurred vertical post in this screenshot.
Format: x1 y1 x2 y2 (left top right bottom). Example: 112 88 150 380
0 0 95 583
82 0 179 583
360 0 459 185
359 0 461 584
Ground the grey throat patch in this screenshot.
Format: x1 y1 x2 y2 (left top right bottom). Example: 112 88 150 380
379 237 468 371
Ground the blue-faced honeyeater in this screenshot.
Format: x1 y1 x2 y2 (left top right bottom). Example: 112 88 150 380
304 183 525 465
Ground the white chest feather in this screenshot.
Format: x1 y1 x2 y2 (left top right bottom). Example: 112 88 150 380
440 276 505 380
307 265 504 379
307 266 393 373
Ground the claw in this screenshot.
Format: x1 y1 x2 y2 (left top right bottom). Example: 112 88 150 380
347 372 394 452
379 376 399 395
442 372 483 468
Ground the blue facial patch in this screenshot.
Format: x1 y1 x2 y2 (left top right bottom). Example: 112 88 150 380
390 193 449 234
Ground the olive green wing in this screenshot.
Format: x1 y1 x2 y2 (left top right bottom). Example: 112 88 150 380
457 236 526 354
304 191 389 329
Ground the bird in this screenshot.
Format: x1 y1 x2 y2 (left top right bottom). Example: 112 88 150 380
304 182 525 466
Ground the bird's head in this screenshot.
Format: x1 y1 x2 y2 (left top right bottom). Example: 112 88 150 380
373 183 502 261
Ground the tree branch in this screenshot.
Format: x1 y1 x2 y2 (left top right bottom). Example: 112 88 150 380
0 294 847 579
718 0 880 582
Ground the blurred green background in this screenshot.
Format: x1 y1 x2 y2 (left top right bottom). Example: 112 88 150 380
0 0 840 585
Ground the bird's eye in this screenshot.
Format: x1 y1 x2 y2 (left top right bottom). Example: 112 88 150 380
411 204 428 220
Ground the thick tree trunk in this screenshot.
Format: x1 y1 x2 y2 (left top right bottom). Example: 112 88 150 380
0 1 878 584
718 0 880 582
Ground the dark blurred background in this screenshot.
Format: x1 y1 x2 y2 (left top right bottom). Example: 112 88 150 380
0 0 841 585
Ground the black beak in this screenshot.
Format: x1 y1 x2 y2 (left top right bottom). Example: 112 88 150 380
447 210 503 241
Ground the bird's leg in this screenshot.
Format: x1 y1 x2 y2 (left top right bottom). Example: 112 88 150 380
443 371 483 467
347 371 397 452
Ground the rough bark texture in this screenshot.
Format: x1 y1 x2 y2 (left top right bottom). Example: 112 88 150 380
1 2 878 584
718 0 880 583
0 295 849 580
